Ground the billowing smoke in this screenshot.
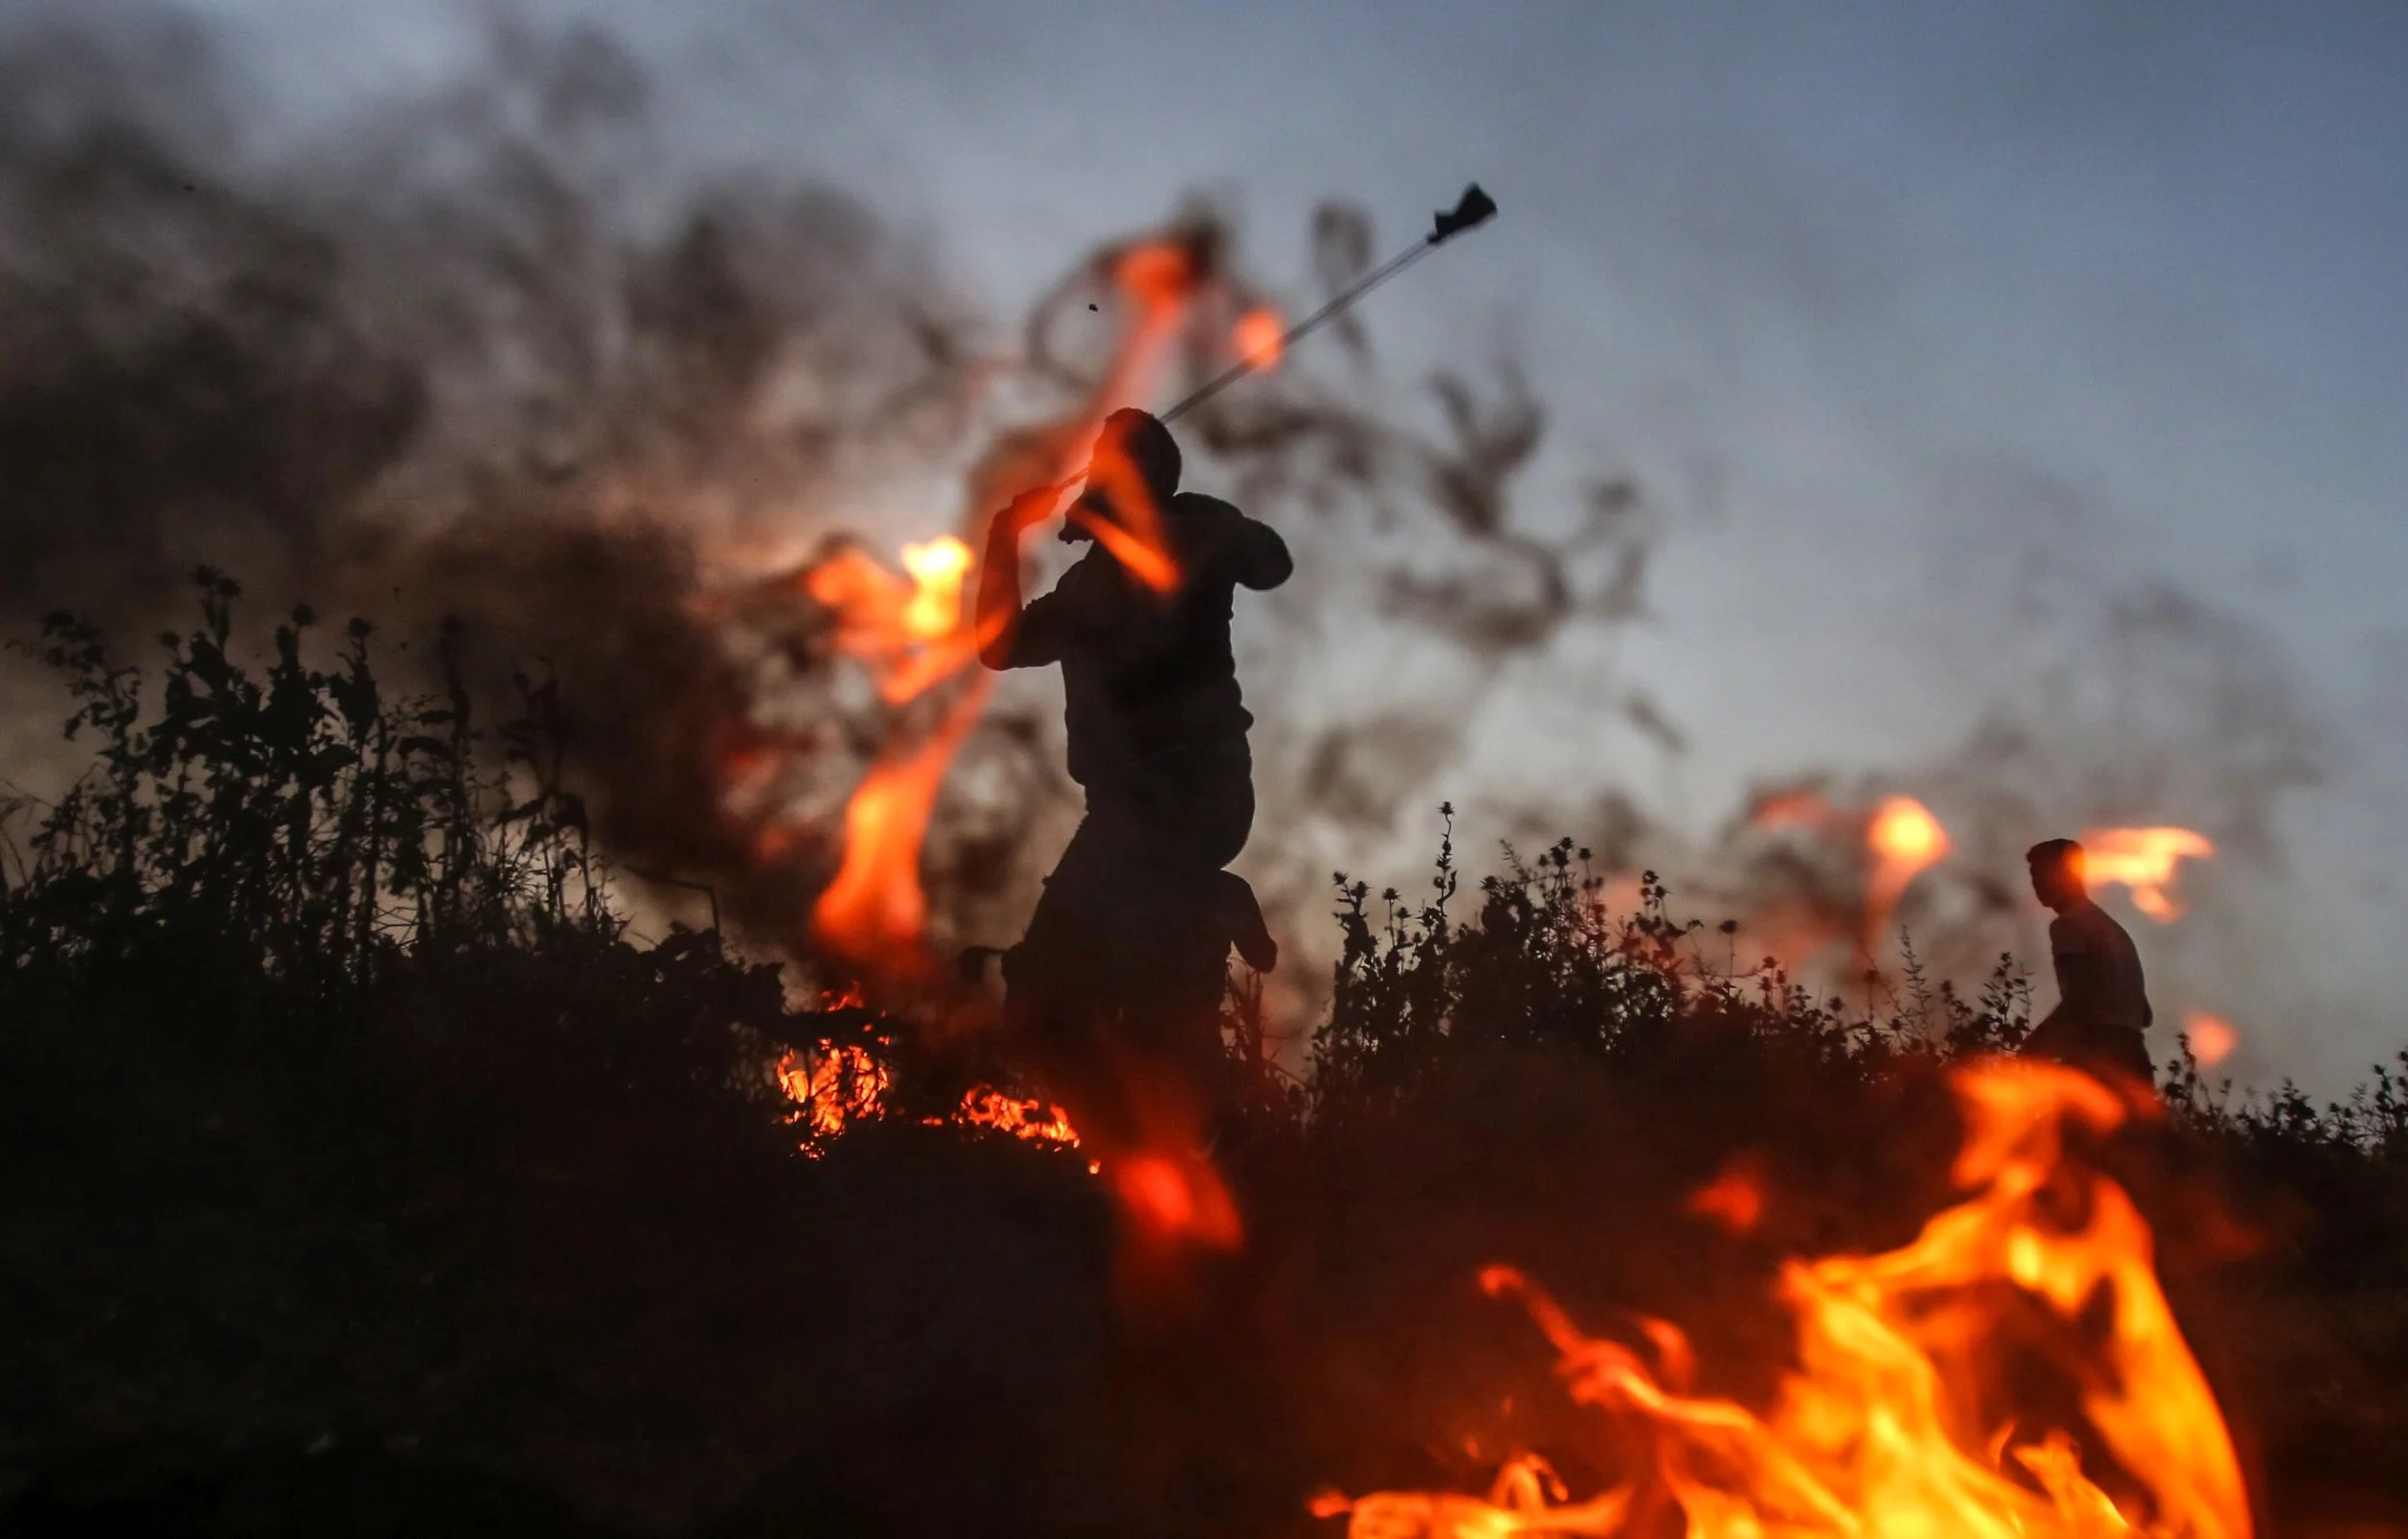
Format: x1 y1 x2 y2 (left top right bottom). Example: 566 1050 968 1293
0 12 1652 964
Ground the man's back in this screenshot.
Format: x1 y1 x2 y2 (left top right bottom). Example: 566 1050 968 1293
2048 899 2151 1033
1026 492 1288 795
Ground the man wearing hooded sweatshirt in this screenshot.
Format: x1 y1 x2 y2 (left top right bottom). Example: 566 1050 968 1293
976 408 1289 1145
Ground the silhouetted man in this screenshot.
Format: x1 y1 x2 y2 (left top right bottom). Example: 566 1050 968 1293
2023 838 2155 1086
976 408 1288 1146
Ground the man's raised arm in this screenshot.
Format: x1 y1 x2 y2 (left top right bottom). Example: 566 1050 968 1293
977 489 1067 670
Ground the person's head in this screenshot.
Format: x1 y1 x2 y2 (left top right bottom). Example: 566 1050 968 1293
2026 838 2089 912
1062 407 1180 544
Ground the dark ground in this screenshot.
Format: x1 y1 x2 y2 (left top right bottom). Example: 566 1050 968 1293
7 1001 2408 1539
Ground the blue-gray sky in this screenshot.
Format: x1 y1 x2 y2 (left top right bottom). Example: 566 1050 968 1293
97 2 2408 1086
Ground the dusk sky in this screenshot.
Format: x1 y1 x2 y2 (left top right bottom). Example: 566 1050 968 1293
36 1 2408 1089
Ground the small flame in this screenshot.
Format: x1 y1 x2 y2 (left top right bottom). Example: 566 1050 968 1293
1864 795 1950 940
2081 827 2214 923
958 1088 1083 1146
774 1043 892 1145
1319 1062 2253 1539
774 1045 1080 1153
1233 304 1285 369
2186 1011 2239 1068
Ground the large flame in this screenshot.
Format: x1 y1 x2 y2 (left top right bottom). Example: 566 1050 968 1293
1315 1061 2252 1539
2081 828 2215 923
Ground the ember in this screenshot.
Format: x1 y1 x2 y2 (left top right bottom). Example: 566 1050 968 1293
1315 1061 2252 1538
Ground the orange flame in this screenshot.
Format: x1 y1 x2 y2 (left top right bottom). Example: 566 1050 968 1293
1049 239 1213 597
774 1043 892 1146
1233 304 1285 369
773 1045 1080 1153
1864 795 1950 941
1317 1061 2252 1539
2081 827 2214 923
809 682 987 972
958 1087 1083 1146
2185 1011 2239 1069
803 535 979 705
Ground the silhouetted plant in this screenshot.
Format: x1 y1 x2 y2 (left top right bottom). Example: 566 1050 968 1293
2 573 637 1013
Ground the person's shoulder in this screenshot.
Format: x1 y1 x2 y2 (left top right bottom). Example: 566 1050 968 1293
2089 900 2139 946
2055 900 2126 947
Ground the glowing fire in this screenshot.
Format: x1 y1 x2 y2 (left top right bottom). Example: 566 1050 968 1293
774 1044 1081 1154
1864 794 1950 942
2081 827 2214 923
958 1087 1082 1145
1233 304 1285 369
2185 1012 2239 1069
774 1043 892 1143
810 684 987 971
1315 1062 2252 1539
899 536 971 640
803 535 979 705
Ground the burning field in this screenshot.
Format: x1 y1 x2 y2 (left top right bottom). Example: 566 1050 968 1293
3 13 2404 1539
1315 1066 2250 1539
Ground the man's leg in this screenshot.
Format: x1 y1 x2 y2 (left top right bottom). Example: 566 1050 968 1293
1005 808 1148 1148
